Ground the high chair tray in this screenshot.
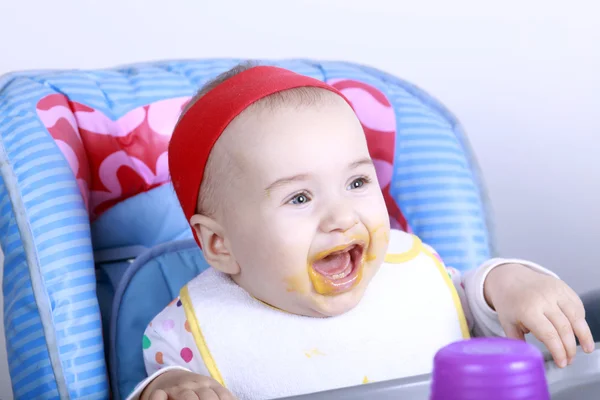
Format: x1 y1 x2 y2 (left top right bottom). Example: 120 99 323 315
277 343 600 400
546 343 600 400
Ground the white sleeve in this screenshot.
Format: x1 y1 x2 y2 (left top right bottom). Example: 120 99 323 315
125 296 210 400
462 257 559 337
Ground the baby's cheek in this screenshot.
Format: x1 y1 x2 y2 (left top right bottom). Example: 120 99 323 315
366 224 390 265
272 252 312 295
284 271 311 294
269 240 310 284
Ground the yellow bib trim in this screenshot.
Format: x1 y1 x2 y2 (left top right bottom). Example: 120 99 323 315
180 285 226 387
384 234 470 339
419 239 471 339
384 234 422 264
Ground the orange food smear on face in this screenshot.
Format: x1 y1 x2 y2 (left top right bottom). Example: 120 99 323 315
304 223 389 295
285 273 306 293
307 251 364 295
361 223 389 265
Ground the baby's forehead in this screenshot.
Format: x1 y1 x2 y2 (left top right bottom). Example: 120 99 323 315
226 104 364 171
222 104 331 157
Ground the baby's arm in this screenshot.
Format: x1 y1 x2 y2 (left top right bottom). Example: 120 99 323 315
460 257 559 337
126 297 232 400
422 243 557 337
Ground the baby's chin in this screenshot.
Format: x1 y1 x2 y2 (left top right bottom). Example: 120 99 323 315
304 277 374 317
303 259 382 317
309 295 364 317
238 255 383 317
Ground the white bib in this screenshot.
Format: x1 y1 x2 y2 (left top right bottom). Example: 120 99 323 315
180 230 469 399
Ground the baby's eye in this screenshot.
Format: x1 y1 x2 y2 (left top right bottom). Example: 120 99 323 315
347 177 371 190
289 193 311 205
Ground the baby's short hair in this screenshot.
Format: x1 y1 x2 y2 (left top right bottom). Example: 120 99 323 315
180 61 256 118
179 61 337 217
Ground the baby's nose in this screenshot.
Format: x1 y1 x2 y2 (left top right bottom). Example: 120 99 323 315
319 202 359 233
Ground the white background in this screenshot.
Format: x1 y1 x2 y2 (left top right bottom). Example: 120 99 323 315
0 0 598 397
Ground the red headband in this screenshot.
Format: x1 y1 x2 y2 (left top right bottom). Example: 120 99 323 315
168 65 350 246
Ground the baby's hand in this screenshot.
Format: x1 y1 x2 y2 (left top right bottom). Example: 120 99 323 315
484 263 595 368
141 369 236 400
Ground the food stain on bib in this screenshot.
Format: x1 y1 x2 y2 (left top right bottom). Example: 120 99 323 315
304 348 326 358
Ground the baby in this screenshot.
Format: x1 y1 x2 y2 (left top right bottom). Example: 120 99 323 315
127 63 594 400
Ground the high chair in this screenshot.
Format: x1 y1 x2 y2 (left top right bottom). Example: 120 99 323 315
0 59 494 399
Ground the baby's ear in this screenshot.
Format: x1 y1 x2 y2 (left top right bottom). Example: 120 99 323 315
190 214 240 275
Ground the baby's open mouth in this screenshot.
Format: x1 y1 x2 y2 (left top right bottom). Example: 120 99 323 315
309 244 365 295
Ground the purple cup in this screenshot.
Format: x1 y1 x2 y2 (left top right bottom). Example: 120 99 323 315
430 337 550 400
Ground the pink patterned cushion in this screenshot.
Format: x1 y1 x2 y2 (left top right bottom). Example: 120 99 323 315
36 80 409 231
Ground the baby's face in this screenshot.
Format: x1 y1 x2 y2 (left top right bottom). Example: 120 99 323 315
218 95 390 317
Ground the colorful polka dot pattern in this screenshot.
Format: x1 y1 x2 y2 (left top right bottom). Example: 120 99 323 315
162 319 175 331
181 348 194 363
142 295 208 376
142 335 151 349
